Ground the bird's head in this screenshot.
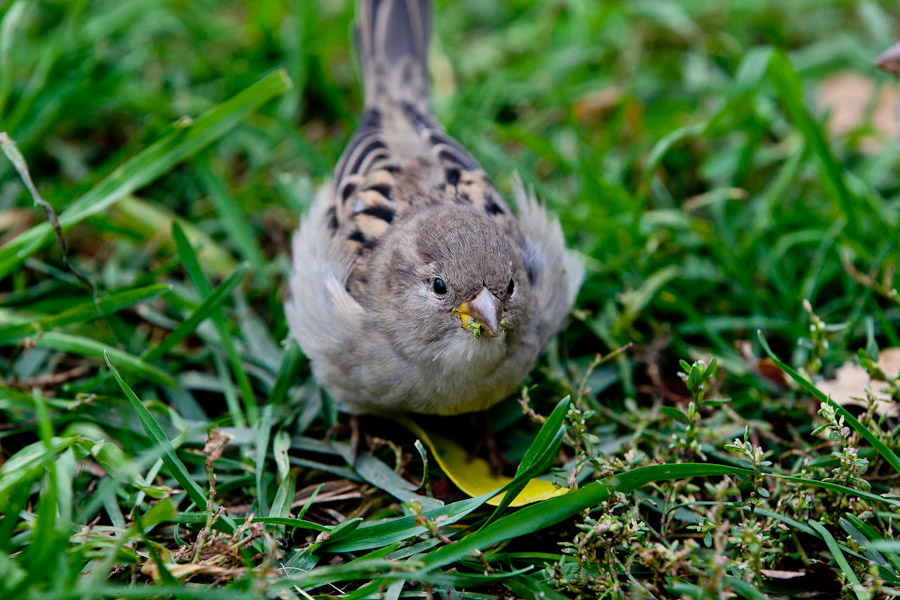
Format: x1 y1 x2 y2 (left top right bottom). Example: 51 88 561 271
371 205 532 363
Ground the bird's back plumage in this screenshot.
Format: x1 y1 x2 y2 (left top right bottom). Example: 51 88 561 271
285 0 583 415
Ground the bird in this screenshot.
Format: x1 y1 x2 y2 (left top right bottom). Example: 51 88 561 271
285 0 583 420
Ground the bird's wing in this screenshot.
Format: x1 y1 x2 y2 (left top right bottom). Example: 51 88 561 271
511 175 584 348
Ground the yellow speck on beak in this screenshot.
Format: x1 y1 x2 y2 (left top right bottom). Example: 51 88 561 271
454 308 474 330
453 287 502 338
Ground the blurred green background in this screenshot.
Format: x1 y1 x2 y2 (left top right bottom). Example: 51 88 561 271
3 0 900 595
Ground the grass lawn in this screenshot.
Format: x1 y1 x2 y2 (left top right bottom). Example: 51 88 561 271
3 0 900 597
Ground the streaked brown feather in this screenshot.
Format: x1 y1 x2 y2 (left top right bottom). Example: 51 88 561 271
331 0 525 302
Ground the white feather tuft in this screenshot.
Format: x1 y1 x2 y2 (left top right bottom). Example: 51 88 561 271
511 172 585 347
285 185 364 362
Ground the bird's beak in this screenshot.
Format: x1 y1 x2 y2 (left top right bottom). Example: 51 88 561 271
454 286 502 338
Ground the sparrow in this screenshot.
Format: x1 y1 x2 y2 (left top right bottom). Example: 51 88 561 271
285 0 583 417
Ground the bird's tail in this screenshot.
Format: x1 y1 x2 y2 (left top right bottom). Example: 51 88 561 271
356 0 432 111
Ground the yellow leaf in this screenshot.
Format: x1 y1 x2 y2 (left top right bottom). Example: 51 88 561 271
396 417 570 507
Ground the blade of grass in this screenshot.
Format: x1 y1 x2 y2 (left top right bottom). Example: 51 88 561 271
0 437 81 503
505 575 571 600
421 463 749 570
143 262 248 362
61 585 264 600
0 1 26 119
211 351 244 430
174 513 327 533
772 473 900 509
752 508 865 562
129 457 166 520
196 163 268 283
486 395 570 522
0 283 169 341
701 46 777 168
254 405 273 518
295 484 322 522
112 196 238 279
842 514 900 577
324 494 490 553
758 330 900 474
276 559 529 590
104 352 235 535
273 431 290 481
724 576 770 600
808 520 865 600
766 50 859 229
1 132 93 291
22 392 62 580
267 339 303 405
0 69 292 279
2 331 176 388
339 448 440 510
0 479 32 554
266 473 297 536
840 516 895 577
172 222 257 424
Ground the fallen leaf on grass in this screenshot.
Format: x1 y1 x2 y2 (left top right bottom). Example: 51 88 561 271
758 358 789 387
815 348 900 417
0 208 33 246
736 340 788 386
397 418 570 507
573 87 624 122
815 71 899 153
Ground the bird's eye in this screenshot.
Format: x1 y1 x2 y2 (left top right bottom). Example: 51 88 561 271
507 279 515 296
432 277 447 295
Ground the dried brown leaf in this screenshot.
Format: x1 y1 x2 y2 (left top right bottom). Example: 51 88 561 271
815 348 899 417
758 358 788 387
815 71 898 153
879 347 900 379
573 87 624 122
203 428 232 470
736 340 788 386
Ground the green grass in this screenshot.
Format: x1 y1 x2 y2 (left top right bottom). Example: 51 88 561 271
3 0 900 597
